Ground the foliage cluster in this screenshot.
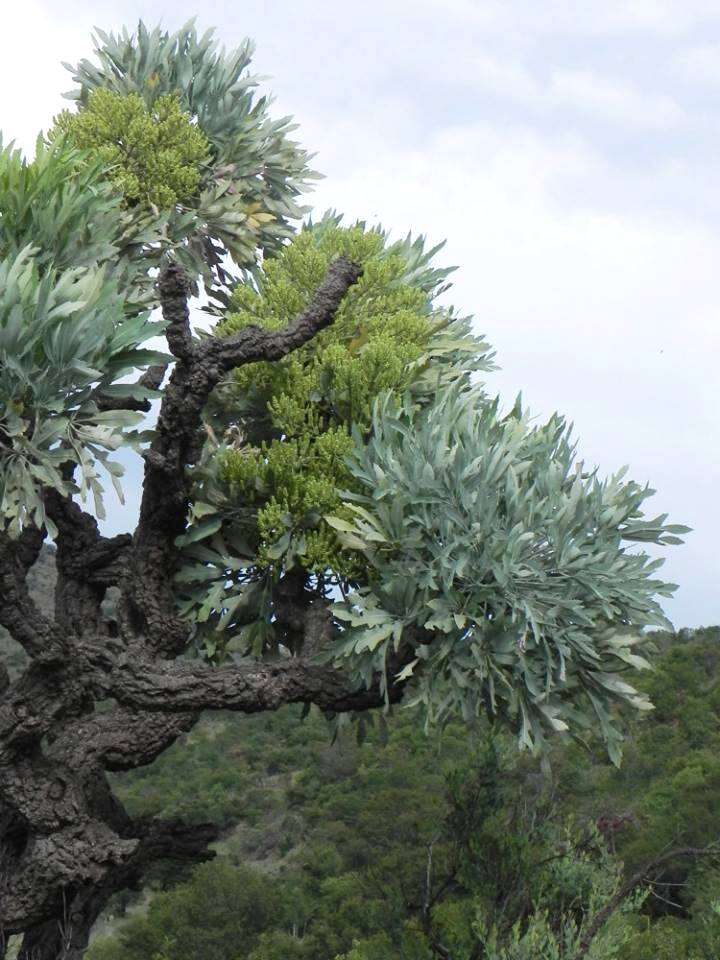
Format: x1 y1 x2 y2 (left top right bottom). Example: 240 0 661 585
216 222 460 571
61 20 315 284
0 19 313 536
330 385 684 759
55 90 211 209
174 213 685 760
0 242 166 534
176 217 489 649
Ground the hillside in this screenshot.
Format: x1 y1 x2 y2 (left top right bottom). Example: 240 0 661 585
85 626 720 960
3 549 718 957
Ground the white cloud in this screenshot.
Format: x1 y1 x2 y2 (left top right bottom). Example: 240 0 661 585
0 2 92 153
397 0 720 37
441 55 685 131
549 69 684 129
466 56 542 104
674 43 720 84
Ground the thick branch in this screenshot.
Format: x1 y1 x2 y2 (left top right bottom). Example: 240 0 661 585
0 531 60 660
0 821 138 931
0 614 415 765
11 526 45 576
10 814 215 959
1 802 216 940
0 662 87 764
94 364 167 413
0 751 98 834
198 256 364 371
43 491 130 575
43 490 130 635
48 707 198 772
157 266 194 361
273 568 311 653
129 257 362 656
134 817 218 865
2 815 217 940
108 653 404 716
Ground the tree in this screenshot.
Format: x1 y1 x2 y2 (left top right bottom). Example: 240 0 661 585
0 20 688 960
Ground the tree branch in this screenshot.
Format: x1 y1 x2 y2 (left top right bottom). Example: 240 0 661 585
0 531 61 660
107 652 405 716
47 707 198 772
0 821 138 931
93 364 168 413
43 490 130 635
197 256 364 371
1 813 218 941
157 265 195 361
575 843 720 958
128 256 362 656
0 658 91 764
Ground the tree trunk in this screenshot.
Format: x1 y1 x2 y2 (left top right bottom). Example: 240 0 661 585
0 259 419 958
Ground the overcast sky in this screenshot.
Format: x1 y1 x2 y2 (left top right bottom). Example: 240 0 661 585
1 1 718 628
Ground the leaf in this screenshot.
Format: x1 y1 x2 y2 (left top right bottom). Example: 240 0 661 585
325 515 359 534
190 501 218 520
263 531 291 560
97 383 162 401
354 622 395 653
174 516 222 546
395 658 419 682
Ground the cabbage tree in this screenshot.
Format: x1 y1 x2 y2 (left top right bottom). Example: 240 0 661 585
0 20 686 960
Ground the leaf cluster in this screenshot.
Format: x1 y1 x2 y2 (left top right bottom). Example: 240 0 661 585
0 20 321 537
329 383 688 760
0 246 166 534
61 19 317 285
54 90 211 209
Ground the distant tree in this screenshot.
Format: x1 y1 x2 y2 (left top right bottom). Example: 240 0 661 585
88 861 279 960
0 20 688 959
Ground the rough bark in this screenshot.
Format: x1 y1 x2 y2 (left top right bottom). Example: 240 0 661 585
0 530 62 661
0 257 420 957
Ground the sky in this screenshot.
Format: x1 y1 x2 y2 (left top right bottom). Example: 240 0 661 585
1 0 718 628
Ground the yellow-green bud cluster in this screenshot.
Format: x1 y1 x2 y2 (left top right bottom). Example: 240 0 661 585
215 224 436 575
54 90 210 209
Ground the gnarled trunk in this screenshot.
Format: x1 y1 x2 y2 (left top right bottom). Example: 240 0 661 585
0 259 413 958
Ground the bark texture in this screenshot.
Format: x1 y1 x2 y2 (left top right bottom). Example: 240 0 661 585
0 258 408 958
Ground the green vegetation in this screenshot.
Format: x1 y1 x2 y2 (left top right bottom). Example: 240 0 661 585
329 385 680 759
176 214 683 766
87 626 720 960
55 90 211 209
183 218 486 585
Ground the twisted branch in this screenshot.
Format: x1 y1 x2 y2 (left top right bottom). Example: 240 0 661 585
129 257 362 655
